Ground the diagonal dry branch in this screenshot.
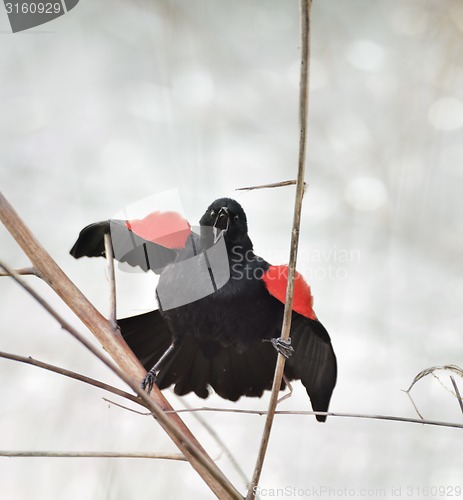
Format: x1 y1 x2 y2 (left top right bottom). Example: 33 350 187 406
246 1 312 497
0 192 241 499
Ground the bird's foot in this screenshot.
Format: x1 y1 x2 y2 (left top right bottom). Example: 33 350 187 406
141 369 159 394
140 341 177 394
269 337 294 359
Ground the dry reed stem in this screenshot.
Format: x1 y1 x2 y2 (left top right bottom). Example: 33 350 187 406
246 2 312 497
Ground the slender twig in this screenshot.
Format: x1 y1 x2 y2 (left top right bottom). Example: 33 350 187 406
0 451 186 460
103 397 149 415
0 351 141 405
162 407 463 430
246 2 312 497
450 376 463 416
105 402 463 430
401 389 425 420
0 260 241 500
17 356 457 438
236 180 307 192
104 232 118 331
0 193 241 499
277 375 293 404
0 266 42 278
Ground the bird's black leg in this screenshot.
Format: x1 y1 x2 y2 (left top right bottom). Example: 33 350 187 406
264 336 294 359
141 341 177 394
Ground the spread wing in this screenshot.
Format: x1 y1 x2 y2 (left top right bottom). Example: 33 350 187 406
262 264 337 421
70 211 192 272
262 264 316 319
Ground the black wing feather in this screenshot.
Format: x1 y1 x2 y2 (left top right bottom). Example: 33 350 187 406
286 315 337 422
173 343 210 398
117 310 172 370
70 219 178 272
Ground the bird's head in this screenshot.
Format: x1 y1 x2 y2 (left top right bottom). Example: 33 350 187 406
199 198 251 249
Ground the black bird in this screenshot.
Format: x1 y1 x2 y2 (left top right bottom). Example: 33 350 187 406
70 198 337 422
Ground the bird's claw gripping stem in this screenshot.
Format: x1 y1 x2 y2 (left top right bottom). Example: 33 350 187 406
141 341 176 394
141 370 158 394
270 337 294 359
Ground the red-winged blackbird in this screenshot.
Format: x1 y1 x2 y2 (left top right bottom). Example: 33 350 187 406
70 198 337 422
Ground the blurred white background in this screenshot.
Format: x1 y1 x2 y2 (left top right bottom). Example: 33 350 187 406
1 1 463 499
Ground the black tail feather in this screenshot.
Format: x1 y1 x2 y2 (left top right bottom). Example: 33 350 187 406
117 310 172 372
173 342 210 398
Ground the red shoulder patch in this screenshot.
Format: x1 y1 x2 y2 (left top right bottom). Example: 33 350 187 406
125 211 191 249
262 265 316 320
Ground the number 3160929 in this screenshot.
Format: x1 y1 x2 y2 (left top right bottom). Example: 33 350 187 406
5 3 63 14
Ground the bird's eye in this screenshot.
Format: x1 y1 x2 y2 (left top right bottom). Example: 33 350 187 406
210 210 216 217
234 215 239 220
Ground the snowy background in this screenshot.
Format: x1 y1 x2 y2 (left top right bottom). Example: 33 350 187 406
1 1 463 499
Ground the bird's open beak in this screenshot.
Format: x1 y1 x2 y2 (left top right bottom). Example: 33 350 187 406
213 207 230 242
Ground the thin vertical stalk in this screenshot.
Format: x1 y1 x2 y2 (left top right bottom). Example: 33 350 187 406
450 376 463 416
246 1 312 498
104 232 118 331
